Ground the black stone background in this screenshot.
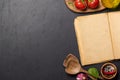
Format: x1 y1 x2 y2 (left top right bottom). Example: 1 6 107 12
0 0 120 80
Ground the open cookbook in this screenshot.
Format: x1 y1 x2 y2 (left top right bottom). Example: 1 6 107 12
74 11 120 66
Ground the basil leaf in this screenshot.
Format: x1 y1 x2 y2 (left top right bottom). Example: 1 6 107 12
88 68 99 78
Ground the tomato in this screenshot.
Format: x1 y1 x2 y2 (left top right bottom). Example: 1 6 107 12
87 0 99 9
74 0 87 10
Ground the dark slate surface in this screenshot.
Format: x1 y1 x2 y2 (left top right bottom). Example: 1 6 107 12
0 0 120 80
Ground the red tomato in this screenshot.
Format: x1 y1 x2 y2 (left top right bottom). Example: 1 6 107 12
87 0 99 9
74 0 87 10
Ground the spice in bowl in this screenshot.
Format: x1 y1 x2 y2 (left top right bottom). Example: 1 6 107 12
101 63 117 79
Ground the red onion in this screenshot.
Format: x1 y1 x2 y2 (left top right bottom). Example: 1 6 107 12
76 73 88 80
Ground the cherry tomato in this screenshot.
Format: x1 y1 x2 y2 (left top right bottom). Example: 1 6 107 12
74 0 87 10
87 0 99 9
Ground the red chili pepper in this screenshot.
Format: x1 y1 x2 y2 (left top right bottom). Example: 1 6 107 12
103 70 116 75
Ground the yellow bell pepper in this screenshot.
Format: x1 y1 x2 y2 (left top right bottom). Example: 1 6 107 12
101 0 120 9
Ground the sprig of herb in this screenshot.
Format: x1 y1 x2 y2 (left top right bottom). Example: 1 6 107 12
88 68 99 78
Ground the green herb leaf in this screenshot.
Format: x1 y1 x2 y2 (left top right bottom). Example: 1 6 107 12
88 68 99 78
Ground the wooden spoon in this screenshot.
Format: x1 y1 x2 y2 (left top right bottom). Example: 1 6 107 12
63 54 104 80
65 59 98 80
63 54 79 67
64 0 106 13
